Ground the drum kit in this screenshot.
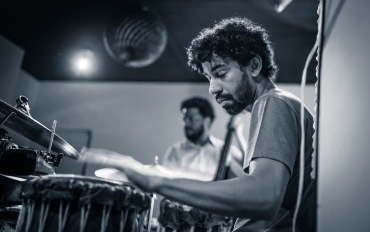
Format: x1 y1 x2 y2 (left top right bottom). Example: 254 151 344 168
158 199 233 232
0 95 233 232
0 96 154 232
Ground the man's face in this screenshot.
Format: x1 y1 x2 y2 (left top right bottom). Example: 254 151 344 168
201 54 255 115
181 107 205 142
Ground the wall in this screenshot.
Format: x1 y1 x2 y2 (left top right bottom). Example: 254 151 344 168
0 35 40 145
318 0 370 231
12 70 40 106
0 35 24 103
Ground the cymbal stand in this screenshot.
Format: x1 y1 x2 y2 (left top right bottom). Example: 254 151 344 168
0 111 14 128
43 120 64 168
0 95 31 129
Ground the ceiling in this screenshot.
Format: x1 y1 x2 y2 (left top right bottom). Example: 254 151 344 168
0 0 319 83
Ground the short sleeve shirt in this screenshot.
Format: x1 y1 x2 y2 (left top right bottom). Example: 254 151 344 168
234 89 315 232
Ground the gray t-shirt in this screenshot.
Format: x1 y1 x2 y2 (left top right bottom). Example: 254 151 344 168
233 89 316 232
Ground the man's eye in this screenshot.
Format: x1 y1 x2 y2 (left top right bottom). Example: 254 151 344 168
218 70 227 76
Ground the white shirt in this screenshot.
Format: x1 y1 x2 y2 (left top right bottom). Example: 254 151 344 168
162 135 243 178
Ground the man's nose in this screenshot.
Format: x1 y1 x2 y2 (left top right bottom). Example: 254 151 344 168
209 78 222 95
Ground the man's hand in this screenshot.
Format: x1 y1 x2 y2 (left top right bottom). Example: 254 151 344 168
79 147 170 192
79 147 141 170
124 164 213 192
79 147 214 192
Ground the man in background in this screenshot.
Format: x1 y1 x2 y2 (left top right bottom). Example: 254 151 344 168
162 96 245 180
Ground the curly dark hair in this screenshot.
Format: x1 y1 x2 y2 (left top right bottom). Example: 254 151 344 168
186 17 278 81
181 97 215 123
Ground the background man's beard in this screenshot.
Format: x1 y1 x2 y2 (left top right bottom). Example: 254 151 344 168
185 126 204 142
222 74 252 115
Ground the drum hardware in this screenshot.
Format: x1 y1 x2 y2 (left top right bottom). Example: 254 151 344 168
0 97 83 232
4 143 18 150
0 222 16 232
0 149 55 175
0 96 79 211
0 113 14 129
0 174 29 208
0 205 19 232
0 205 22 225
42 120 64 168
0 95 30 130
16 175 155 232
147 194 156 232
158 200 233 232
47 120 56 154
14 95 31 117
0 129 11 144
42 152 63 168
0 129 30 151
0 96 80 159
0 129 14 151
0 145 63 172
0 127 60 174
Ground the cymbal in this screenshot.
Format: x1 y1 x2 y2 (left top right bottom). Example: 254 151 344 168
95 167 130 183
0 173 27 182
0 100 79 159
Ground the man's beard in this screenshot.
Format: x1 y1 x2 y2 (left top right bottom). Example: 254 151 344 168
216 73 253 115
185 125 204 142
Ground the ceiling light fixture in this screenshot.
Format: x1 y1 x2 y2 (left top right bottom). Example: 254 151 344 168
71 49 96 77
76 57 90 71
103 6 167 68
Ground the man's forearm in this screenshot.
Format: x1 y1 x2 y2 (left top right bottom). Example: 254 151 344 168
152 175 278 219
113 156 290 220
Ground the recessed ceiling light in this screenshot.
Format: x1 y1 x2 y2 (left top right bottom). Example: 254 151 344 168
71 49 97 77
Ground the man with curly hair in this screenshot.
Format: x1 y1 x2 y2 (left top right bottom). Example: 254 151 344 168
83 17 316 232
183 17 316 232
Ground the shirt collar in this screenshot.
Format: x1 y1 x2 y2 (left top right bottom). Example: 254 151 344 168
184 135 216 147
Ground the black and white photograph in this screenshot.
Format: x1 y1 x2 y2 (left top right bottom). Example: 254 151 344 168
0 0 369 231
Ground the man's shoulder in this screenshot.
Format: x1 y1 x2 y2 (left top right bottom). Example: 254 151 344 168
164 140 187 161
257 89 300 106
254 88 313 118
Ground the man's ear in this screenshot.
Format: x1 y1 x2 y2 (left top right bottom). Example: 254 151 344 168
249 55 262 77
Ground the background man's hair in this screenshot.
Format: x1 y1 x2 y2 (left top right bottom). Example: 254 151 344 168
187 17 279 81
181 97 215 123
